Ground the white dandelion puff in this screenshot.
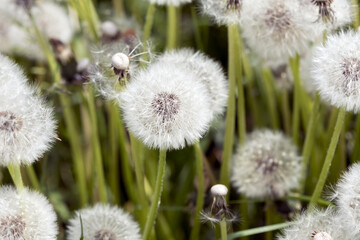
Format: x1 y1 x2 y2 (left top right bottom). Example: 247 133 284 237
147 0 191 7
241 0 322 68
312 31 360 112
67 204 141 240
231 129 302 198
156 49 228 120
0 54 57 166
276 208 350 240
0 186 58 240
200 0 242 26
120 60 213 150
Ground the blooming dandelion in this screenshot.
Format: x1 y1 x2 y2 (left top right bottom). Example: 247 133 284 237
200 0 242 26
157 49 228 119
0 54 57 166
0 186 58 240
277 208 349 240
231 129 302 198
312 31 360 112
67 204 141 240
241 0 322 67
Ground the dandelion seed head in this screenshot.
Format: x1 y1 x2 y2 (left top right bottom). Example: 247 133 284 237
67 204 141 240
312 31 360 112
276 208 348 240
241 0 322 68
231 129 302 198
111 52 130 70
0 54 57 166
0 186 58 240
148 0 191 6
157 49 228 120
120 60 213 150
200 0 242 26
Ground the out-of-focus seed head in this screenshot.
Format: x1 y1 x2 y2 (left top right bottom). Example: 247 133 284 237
231 129 302 198
210 184 228 196
67 204 141 240
101 21 120 39
148 0 192 6
112 52 130 70
200 0 242 26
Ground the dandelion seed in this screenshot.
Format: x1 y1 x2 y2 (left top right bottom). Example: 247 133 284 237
0 186 58 240
200 0 242 26
0 54 57 166
67 204 141 240
231 129 302 198
157 49 228 119
120 59 213 150
312 31 360 112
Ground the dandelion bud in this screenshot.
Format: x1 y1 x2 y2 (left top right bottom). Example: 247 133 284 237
67 204 141 240
231 129 302 198
211 184 228 196
0 54 57 166
312 31 360 112
112 52 130 70
0 186 58 240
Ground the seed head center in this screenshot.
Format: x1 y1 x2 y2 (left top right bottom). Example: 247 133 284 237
256 154 279 175
0 111 23 132
94 229 116 240
0 215 26 239
151 92 180 122
312 231 333 240
341 57 360 96
265 5 291 32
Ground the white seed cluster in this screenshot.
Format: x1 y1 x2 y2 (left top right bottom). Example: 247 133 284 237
147 0 192 6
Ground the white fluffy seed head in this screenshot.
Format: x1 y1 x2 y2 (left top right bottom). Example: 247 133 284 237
101 21 119 38
330 163 360 236
120 60 213 150
0 186 58 240
276 208 349 240
231 129 302 198
67 204 141 240
156 49 228 120
241 0 322 68
111 52 130 70
0 54 57 166
211 184 228 196
200 0 242 26
148 0 191 6
312 31 360 112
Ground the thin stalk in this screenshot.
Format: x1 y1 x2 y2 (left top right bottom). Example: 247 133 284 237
265 201 273 240
220 219 228 240
191 6 205 51
8 164 23 193
262 68 280 129
26 165 41 191
281 89 291 135
142 3 156 43
227 222 293 239
113 0 125 16
219 24 237 187
190 142 205 240
290 55 301 144
300 93 321 193
351 115 360 163
167 4 178 49
352 0 360 29
143 150 167 240
308 107 346 210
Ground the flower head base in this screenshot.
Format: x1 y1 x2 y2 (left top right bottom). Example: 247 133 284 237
227 0 241 10
312 31 360 112
200 0 242 26
311 0 334 22
67 204 141 240
0 186 58 240
231 129 302 198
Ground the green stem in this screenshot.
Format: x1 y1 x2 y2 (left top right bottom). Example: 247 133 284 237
219 24 237 187
167 4 178 50
25 165 41 191
300 93 320 193
190 142 205 240
290 55 301 144
281 89 291 135
351 115 360 163
8 164 23 193
308 107 346 210
220 219 228 240
143 150 167 240
227 222 293 239
113 0 125 16
191 6 205 51
143 3 156 44
352 0 360 29
262 68 280 129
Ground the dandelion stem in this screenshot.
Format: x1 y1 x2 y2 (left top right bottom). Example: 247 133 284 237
167 4 178 49
351 115 360 163
281 89 291 135
113 0 125 16
143 3 156 44
290 55 301 144
220 219 228 240
25 165 41 191
300 93 321 193
219 24 237 187
352 0 360 29
227 222 293 239
191 6 205 51
143 149 167 240
8 164 23 193
190 142 205 240
308 107 346 210
262 68 280 129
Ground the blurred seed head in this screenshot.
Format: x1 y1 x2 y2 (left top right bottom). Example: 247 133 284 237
200 0 242 26
0 54 57 166
148 0 192 6
231 129 302 198
0 186 58 240
67 204 141 240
